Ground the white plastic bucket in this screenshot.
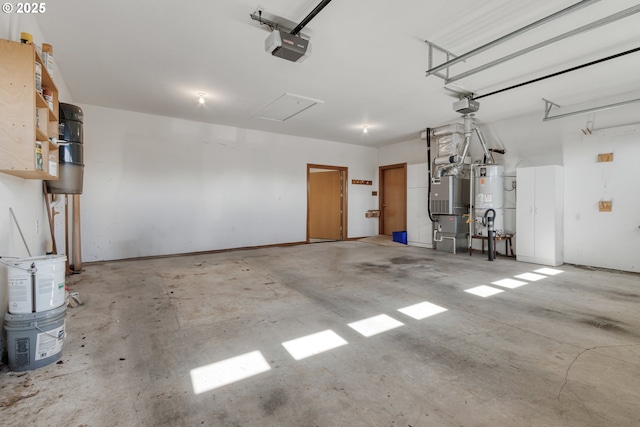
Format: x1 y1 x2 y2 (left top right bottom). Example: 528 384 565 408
6 255 67 314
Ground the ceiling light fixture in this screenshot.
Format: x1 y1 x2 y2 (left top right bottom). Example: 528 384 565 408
362 126 368 134
197 92 206 104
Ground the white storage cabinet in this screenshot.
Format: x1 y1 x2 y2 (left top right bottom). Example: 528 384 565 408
516 165 563 266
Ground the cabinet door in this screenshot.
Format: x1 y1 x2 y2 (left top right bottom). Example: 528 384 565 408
516 167 536 258
406 163 432 247
533 166 556 260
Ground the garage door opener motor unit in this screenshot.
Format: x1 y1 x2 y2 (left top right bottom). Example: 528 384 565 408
265 30 311 62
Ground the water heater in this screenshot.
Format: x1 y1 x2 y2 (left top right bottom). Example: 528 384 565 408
473 165 504 236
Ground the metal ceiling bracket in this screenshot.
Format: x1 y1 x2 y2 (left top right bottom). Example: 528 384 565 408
250 12 296 35
543 98 560 119
425 40 461 80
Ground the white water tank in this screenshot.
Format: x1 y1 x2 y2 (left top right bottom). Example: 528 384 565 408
473 165 505 236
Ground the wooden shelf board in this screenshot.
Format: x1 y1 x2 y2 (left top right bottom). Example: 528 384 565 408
0 168 57 180
36 127 48 141
36 91 47 108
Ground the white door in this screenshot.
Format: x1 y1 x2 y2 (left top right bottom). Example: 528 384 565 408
407 163 432 248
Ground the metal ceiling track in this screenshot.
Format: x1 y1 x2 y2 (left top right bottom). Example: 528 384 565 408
290 0 333 36
473 46 640 101
425 0 602 78
543 97 640 122
250 0 333 37
446 4 640 84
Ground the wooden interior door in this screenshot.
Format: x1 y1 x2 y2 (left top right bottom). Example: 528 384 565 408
380 164 407 235
308 169 343 240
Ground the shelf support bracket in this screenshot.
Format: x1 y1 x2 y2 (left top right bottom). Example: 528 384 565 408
543 98 561 120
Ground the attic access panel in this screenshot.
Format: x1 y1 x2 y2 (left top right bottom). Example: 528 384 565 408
256 93 324 121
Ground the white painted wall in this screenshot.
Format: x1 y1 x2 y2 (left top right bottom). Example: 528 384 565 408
0 15 73 337
377 137 427 167
563 124 640 272
79 104 378 261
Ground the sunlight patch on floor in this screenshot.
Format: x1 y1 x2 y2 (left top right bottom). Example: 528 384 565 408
465 285 505 298
515 272 547 282
348 314 404 337
398 301 448 320
282 329 348 361
491 278 528 289
190 350 271 395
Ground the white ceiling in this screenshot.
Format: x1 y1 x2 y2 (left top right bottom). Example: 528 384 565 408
36 0 640 147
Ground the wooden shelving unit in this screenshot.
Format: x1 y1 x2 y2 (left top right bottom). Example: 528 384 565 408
0 38 59 180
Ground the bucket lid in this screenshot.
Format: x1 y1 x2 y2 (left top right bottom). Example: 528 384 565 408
5 254 67 266
5 303 67 323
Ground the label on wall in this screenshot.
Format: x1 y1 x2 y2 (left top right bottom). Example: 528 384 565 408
352 180 372 185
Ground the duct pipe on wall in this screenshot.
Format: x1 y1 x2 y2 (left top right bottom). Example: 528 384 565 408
473 126 493 164
434 155 459 165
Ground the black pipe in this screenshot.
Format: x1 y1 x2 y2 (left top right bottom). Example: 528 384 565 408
484 209 496 261
291 0 333 35
426 128 436 223
473 46 640 100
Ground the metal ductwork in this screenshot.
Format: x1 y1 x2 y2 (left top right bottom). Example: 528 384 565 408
433 113 491 179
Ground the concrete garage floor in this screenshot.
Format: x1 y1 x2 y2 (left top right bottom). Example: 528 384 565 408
1 240 639 426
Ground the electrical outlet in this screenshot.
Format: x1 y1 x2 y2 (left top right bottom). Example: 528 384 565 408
35 219 39 234
511 181 517 190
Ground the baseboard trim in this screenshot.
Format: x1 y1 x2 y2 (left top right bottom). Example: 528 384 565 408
83 241 309 265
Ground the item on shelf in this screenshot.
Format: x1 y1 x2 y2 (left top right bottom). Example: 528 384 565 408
43 88 54 111
35 62 42 93
49 153 57 177
36 142 43 170
20 32 33 44
42 43 54 79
